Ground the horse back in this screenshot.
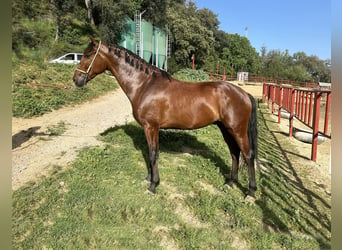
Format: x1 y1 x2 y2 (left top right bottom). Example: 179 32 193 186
133 79 251 130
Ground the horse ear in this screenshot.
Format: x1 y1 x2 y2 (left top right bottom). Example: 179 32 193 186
89 35 97 45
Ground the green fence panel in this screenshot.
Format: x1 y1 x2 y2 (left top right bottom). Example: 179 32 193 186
153 27 167 68
142 21 153 63
119 17 167 69
119 18 136 53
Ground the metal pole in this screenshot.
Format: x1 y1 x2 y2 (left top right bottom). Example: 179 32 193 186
156 36 158 67
324 92 331 135
231 65 233 81
192 54 195 70
311 92 321 162
216 61 219 80
289 88 295 137
139 10 146 58
165 33 168 71
223 67 226 81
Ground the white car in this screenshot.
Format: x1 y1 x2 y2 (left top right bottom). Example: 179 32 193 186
49 53 83 64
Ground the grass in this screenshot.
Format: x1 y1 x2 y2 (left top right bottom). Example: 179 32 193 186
12 62 118 118
12 103 331 249
46 121 67 136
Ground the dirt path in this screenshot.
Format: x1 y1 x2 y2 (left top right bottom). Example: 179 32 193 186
12 89 134 190
12 82 330 192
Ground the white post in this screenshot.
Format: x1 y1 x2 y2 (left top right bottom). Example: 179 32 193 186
165 33 168 71
152 32 154 65
156 36 159 68
141 32 143 58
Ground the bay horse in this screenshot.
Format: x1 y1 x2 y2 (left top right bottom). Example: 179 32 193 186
73 36 258 198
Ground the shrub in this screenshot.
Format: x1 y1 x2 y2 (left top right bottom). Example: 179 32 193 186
173 68 210 82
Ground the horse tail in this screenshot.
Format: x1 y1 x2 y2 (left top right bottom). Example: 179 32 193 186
247 93 258 160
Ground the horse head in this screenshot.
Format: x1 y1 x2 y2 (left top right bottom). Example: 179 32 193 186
73 36 107 87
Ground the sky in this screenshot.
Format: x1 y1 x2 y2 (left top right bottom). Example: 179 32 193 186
194 0 331 60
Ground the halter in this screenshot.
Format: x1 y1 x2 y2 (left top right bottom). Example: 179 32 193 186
76 40 102 77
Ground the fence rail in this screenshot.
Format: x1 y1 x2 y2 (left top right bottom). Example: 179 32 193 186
202 69 331 162
262 83 331 162
206 70 320 89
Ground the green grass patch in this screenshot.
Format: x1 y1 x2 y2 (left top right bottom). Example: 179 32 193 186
12 62 118 118
12 104 331 249
46 121 67 136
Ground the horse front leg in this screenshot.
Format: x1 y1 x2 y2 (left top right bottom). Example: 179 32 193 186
143 125 160 193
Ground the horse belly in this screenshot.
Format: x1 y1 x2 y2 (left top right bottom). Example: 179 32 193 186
161 101 219 129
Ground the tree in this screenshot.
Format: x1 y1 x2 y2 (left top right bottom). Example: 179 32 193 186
91 0 141 44
197 8 220 32
216 34 260 74
139 0 169 27
166 2 214 71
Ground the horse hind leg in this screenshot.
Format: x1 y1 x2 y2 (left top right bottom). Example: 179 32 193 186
216 122 240 186
236 135 257 198
217 122 257 198
246 153 257 198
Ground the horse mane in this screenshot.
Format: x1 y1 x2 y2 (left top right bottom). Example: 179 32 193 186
108 43 172 81
85 42 95 54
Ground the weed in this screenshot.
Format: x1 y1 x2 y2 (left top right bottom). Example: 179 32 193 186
46 121 67 136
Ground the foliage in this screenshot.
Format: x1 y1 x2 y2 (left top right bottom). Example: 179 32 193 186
259 49 331 82
12 62 118 118
203 33 261 75
167 1 214 70
91 0 141 44
13 107 331 249
12 0 331 117
12 0 95 62
173 68 210 82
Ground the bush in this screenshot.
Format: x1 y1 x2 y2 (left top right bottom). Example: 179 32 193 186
173 68 210 82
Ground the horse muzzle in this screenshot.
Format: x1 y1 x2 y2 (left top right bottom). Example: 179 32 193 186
73 73 89 87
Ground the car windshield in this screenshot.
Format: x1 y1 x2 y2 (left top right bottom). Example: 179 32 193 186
77 54 82 61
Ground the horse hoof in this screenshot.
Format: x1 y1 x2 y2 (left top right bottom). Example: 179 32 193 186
143 178 150 184
144 189 155 196
245 194 256 203
148 185 157 194
226 180 237 189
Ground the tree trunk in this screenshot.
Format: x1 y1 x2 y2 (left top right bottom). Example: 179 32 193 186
54 22 59 41
52 0 61 42
85 0 95 25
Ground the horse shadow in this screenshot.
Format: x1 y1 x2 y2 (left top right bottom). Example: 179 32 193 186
256 103 331 249
100 123 248 194
12 126 48 149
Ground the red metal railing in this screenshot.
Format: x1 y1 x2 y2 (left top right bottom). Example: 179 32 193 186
262 83 331 162
204 69 330 162
206 69 319 89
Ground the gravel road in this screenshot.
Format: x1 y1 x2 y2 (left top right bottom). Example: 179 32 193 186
12 89 134 190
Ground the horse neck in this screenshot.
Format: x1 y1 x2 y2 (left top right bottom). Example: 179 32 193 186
105 45 153 102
